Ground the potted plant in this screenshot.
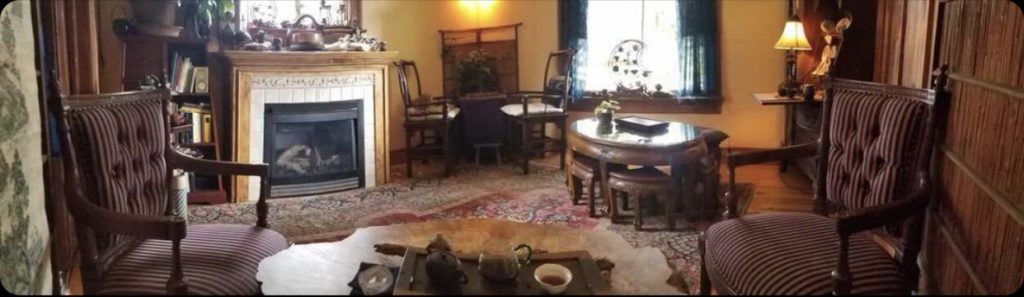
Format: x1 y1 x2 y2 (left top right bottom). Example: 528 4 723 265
179 0 232 39
132 0 180 37
457 48 499 94
593 98 620 132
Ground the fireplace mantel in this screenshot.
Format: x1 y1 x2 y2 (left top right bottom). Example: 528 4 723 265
216 50 398 202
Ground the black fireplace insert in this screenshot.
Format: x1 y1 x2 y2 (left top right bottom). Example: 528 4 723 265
264 101 363 198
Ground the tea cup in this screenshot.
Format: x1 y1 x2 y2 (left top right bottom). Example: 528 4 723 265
533 263 572 295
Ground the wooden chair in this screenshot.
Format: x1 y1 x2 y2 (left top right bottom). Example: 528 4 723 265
502 50 574 174
394 60 461 178
57 89 288 295
699 68 950 295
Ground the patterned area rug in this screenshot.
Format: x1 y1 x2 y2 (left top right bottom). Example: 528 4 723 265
189 163 753 294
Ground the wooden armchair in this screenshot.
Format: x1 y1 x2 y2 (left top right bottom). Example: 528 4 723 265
394 60 461 178
699 67 950 295
57 89 288 295
502 50 574 174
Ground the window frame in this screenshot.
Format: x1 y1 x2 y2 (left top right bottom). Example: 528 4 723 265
563 0 722 114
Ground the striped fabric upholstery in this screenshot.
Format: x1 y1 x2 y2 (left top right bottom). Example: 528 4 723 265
705 213 906 295
66 95 169 253
825 88 929 211
98 224 289 295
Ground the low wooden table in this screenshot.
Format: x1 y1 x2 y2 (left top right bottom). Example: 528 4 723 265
256 219 681 295
568 118 726 229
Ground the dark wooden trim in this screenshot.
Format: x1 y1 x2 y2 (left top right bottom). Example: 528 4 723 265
438 22 523 34
567 97 723 114
948 72 1024 102
940 147 1024 227
930 214 991 295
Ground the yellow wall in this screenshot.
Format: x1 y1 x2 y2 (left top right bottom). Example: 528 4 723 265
97 0 788 153
364 0 787 150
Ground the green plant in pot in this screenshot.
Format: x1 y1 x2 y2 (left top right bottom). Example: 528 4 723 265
457 48 499 94
594 98 620 132
178 0 233 39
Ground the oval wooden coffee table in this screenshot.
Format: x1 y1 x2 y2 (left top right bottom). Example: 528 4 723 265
569 118 724 230
256 219 681 295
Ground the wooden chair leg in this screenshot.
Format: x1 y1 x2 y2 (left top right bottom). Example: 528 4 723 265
443 127 453 177
559 121 567 170
587 177 597 216
633 191 643 231
699 232 711 295
405 129 414 178
571 175 583 205
521 121 531 175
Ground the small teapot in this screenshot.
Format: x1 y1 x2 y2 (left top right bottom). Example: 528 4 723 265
478 241 533 282
423 235 467 290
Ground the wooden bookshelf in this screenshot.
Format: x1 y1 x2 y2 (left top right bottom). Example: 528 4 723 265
122 34 227 204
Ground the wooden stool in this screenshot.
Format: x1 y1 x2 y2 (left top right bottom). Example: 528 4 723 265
606 166 673 231
568 154 625 217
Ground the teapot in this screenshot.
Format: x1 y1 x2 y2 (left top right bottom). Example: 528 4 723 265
423 235 467 290
478 241 533 282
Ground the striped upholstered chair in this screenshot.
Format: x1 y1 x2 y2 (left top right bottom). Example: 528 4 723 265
699 67 950 295
58 89 288 295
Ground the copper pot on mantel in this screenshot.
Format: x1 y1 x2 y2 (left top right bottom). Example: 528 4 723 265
287 14 325 51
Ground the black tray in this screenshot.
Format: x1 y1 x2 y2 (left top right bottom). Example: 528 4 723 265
348 262 401 295
614 116 669 133
393 247 611 295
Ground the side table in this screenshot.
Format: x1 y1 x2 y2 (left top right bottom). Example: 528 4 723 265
752 92 823 181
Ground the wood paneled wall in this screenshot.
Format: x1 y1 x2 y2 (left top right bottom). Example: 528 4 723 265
927 0 1024 294
873 0 937 88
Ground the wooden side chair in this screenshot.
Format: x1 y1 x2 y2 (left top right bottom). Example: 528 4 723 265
394 60 461 178
57 89 288 295
502 50 574 174
699 68 950 295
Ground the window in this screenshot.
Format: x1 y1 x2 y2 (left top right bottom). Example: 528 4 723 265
585 1 681 93
560 0 720 112
239 0 360 29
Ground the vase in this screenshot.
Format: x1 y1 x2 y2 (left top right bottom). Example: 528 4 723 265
597 112 613 134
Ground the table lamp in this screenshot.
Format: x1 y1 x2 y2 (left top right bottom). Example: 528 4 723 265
774 17 812 97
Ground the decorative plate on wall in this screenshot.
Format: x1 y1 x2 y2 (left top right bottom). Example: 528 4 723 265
607 39 651 91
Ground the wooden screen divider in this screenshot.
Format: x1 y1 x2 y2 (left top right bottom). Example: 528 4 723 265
921 0 1024 294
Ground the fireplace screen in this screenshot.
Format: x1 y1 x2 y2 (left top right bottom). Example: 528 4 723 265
265 101 363 198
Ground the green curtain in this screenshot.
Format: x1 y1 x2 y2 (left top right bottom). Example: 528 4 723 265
677 0 720 97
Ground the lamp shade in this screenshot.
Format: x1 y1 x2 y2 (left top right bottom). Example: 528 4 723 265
774 20 812 50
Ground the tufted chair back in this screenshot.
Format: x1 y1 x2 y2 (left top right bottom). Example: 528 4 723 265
60 89 171 264
821 79 933 213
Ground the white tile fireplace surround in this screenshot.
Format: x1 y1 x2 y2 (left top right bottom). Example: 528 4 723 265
246 74 376 199
223 51 396 202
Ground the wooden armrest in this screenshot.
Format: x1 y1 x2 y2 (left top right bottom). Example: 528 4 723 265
836 174 930 236
430 95 457 103
726 142 818 168
65 186 186 241
167 148 271 228
831 173 929 295
169 149 268 177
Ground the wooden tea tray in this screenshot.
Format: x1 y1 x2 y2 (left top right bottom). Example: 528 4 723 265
393 247 612 295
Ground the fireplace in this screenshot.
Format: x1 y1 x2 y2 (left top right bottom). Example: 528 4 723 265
264 101 363 198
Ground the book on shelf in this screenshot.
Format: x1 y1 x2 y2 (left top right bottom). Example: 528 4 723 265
176 103 213 144
192 66 209 94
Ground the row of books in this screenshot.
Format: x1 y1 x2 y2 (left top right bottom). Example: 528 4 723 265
176 103 214 144
168 53 210 94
